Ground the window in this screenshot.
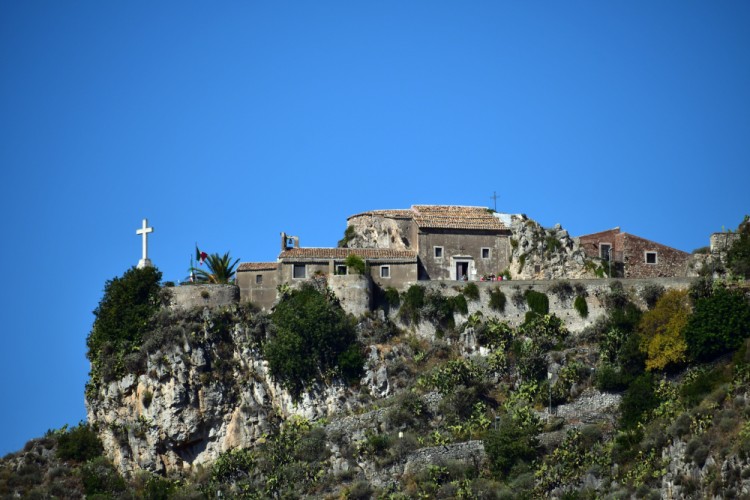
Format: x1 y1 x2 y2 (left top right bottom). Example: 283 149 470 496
380 266 391 278
600 243 612 261
434 247 443 259
293 264 306 279
255 274 263 284
481 248 490 259
335 265 347 275
645 252 657 264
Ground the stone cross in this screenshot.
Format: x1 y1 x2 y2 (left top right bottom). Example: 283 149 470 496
136 218 154 269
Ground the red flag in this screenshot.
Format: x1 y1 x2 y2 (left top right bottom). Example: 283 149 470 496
196 246 208 265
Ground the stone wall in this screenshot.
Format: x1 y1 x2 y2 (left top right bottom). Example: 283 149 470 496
329 274 372 316
711 232 740 254
385 278 694 333
166 284 240 310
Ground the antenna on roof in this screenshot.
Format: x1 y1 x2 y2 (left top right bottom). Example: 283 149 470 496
490 191 498 212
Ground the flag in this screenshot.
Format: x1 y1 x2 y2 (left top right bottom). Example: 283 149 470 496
196 245 208 265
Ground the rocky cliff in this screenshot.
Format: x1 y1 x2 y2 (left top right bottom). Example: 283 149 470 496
77 277 750 499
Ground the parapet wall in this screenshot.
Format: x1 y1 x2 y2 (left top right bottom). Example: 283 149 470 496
167 284 240 311
384 278 694 334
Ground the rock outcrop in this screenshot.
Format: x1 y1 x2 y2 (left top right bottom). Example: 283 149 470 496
507 215 597 280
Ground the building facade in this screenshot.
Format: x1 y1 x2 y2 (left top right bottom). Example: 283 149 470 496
578 227 690 278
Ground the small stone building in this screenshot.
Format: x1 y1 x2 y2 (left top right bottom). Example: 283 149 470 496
346 205 511 280
578 227 690 278
236 233 418 311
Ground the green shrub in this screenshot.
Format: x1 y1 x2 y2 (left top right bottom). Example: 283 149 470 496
484 416 539 479
684 286 750 361
548 281 574 302
463 282 480 301
574 295 588 318
594 363 629 392
399 285 426 324
727 215 750 278
524 290 549 316
338 225 357 248
640 283 665 310
619 373 659 429
56 423 103 462
86 266 163 386
485 287 505 312
384 287 400 308
265 283 364 396
80 457 127 496
344 253 366 275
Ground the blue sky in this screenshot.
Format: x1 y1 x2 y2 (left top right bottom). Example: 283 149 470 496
1 1 748 455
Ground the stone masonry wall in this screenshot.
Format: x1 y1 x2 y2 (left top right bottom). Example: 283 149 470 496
384 278 694 334
167 284 240 311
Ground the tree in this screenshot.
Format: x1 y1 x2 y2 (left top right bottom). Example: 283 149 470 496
684 286 750 361
727 215 750 278
265 283 364 395
484 415 539 479
86 266 162 384
192 252 240 284
638 289 691 371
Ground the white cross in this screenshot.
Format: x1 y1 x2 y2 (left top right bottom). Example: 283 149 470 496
136 218 154 268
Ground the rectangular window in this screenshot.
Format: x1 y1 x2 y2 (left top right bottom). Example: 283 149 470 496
380 265 391 278
434 246 443 259
645 252 657 264
481 248 490 259
335 265 347 275
600 243 612 261
293 264 306 279
255 275 263 284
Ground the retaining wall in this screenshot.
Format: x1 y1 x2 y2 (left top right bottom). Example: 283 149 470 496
384 278 694 334
166 284 240 311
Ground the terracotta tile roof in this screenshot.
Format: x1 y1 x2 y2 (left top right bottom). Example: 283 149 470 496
348 205 507 231
347 209 414 220
237 262 279 272
412 205 507 231
279 248 417 261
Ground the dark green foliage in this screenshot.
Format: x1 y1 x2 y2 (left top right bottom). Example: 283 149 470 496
680 366 731 407
574 295 588 318
684 286 750 361
548 281 574 302
345 253 366 275
689 276 714 302
488 287 506 312
640 283 665 310
727 216 750 278
86 266 163 385
545 235 562 254
421 290 467 329
383 287 400 308
594 362 629 392
399 284 426 324
484 416 539 479
463 282 480 301
518 313 568 350
80 457 127 496
191 252 240 284
56 423 103 462
266 283 364 395
524 290 549 316
145 475 177 500
619 373 659 429
338 225 357 247
206 419 328 498
474 318 513 347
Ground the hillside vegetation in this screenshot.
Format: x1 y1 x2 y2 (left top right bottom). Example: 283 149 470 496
3 218 750 499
